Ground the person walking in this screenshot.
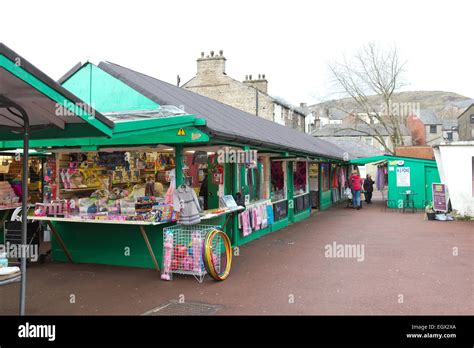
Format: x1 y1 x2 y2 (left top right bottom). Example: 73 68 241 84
363 174 375 204
349 170 362 210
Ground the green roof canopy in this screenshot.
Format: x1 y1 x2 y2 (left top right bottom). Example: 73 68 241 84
349 155 437 165
0 43 113 142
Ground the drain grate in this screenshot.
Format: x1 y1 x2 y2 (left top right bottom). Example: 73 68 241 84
143 300 223 316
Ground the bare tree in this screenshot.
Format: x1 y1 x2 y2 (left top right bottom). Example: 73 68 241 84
329 42 409 154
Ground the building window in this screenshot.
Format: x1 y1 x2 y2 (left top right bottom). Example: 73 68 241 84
447 132 453 141
364 137 373 146
430 125 437 134
470 114 474 124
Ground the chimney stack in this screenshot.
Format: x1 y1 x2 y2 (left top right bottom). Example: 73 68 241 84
196 50 226 75
243 73 268 94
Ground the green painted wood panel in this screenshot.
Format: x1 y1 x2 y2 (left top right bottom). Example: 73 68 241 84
51 221 169 269
320 190 333 210
293 208 311 222
387 158 440 209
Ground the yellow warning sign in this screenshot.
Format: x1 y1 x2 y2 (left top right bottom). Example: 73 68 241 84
177 128 186 136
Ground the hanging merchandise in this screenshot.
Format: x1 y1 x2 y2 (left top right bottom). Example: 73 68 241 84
145 176 156 197
172 185 202 225
376 165 386 191
212 164 224 185
238 200 272 237
161 231 174 281
202 228 232 281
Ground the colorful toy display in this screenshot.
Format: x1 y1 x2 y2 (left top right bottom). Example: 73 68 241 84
161 231 174 281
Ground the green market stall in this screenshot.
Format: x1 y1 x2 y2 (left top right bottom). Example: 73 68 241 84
349 155 440 209
2 58 348 274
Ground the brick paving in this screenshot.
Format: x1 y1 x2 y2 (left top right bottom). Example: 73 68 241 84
1 195 472 315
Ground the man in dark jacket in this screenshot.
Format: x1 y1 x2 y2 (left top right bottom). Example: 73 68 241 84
363 174 375 204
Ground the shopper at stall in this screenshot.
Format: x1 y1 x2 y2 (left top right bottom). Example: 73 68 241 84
349 170 362 210
199 173 208 210
363 174 375 204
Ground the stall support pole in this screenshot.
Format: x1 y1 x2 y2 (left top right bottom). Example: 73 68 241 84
175 145 184 187
139 226 160 272
47 221 74 263
20 113 30 316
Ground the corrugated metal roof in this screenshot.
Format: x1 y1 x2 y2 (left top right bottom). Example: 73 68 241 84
97 61 345 160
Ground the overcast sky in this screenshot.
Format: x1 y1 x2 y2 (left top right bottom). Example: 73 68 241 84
1 0 473 105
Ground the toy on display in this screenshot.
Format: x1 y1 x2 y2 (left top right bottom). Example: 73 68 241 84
203 228 232 281
161 231 174 280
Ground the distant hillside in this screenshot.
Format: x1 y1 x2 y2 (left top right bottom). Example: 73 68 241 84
310 91 474 119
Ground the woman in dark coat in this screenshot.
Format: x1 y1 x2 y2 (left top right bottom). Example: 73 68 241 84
363 174 375 203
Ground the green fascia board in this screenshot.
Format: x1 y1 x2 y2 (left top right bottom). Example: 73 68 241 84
0 55 112 137
349 155 437 165
0 123 107 141
113 115 199 134
61 63 159 113
349 155 390 165
207 139 340 161
0 126 209 149
96 126 209 146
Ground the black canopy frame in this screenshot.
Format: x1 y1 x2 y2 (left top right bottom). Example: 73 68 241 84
0 95 30 315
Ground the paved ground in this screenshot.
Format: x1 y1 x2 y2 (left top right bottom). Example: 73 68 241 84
1 194 473 315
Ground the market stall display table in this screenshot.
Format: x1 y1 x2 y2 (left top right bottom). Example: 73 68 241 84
26 206 244 272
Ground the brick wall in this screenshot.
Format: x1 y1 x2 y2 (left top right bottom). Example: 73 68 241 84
395 146 434 160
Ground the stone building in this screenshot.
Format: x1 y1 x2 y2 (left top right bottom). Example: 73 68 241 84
457 103 474 140
183 51 307 132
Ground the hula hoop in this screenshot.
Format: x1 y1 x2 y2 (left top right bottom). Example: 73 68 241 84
202 228 232 281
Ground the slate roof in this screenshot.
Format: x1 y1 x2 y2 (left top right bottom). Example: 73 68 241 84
441 119 458 131
417 109 441 125
319 137 384 159
271 96 308 117
96 61 345 160
311 123 410 137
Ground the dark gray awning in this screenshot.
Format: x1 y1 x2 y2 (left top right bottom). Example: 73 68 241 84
97 61 345 160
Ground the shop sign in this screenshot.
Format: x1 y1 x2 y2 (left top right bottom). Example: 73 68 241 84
388 160 404 166
396 167 410 187
432 183 448 212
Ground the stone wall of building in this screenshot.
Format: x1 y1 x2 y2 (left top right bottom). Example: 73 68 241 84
183 51 306 131
458 105 474 141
